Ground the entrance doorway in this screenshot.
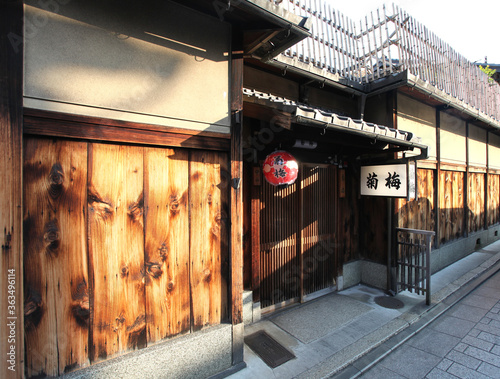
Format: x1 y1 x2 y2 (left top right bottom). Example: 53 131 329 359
257 164 338 310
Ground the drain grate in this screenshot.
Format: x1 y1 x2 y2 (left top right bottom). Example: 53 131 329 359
374 296 404 309
244 330 295 368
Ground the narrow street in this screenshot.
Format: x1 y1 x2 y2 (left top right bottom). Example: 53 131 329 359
356 270 500 379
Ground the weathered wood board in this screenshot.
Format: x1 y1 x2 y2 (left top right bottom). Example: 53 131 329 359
439 170 464 244
23 138 89 376
88 143 146 361
468 173 485 232
144 147 190 342
396 168 435 245
488 174 500 226
189 151 229 330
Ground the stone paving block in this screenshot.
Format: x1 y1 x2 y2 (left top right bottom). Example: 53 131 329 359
408 330 461 358
462 294 499 310
478 331 500 345
478 361 500 378
454 343 468 353
475 322 500 337
377 345 440 378
436 358 453 372
487 312 500 321
490 319 500 329
461 335 494 352
473 286 500 299
430 315 476 338
468 328 481 337
492 344 500 355
480 317 492 325
426 367 460 379
446 350 481 369
447 362 492 379
449 303 488 323
464 345 500 367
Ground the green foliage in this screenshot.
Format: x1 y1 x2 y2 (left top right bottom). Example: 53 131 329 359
479 65 496 84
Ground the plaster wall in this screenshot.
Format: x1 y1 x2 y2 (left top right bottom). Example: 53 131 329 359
468 124 487 168
397 93 437 161
23 0 230 133
489 133 500 170
440 112 466 165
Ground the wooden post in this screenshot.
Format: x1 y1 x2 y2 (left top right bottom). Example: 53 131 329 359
435 107 441 248
230 48 244 366
465 121 469 236
0 1 24 378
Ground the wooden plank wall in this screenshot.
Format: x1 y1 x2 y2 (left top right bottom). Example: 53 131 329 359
1 1 23 379
396 169 435 244
468 173 485 233
439 170 465 244
23 137 229 377
488 174 500 226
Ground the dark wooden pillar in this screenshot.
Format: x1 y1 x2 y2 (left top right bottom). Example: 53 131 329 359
230 46 244 366
0 1 24 378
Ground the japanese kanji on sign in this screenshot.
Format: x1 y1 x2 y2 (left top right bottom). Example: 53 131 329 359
262 151 299 186
360 164 408 198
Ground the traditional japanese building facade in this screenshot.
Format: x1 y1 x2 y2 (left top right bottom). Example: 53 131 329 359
2 0 500 378
0 0 309 377
239 1 500 319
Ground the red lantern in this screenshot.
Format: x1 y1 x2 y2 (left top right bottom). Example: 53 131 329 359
262 151 298 186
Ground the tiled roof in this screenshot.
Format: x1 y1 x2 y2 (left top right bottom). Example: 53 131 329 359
243 88 421 145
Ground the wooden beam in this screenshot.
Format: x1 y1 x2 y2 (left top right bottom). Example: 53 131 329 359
230 49 244 366
0 1 24 378
24 110 230 151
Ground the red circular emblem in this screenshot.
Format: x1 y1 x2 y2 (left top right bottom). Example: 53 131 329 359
262 151 298 186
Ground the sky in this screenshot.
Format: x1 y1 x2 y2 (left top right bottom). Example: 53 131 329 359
326 0 499 64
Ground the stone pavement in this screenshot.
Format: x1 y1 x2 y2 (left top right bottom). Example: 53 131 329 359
228 240 500 379
343 269 500 379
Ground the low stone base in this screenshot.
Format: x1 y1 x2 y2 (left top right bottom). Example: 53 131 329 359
63 324 233 379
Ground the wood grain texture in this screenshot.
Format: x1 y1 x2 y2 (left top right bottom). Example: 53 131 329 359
396 169 435 245
468 173 485 233
23 138 89 377
0 2 23 378
23 110 230 152
144 147 190 342
439 170 464 244
488 174 500 226
88 143 146 362
189 151 229 330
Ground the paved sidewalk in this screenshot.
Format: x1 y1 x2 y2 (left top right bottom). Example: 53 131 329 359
228 240 500 379
353 269 500 379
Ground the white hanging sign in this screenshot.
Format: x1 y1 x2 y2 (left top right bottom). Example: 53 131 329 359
360 164 408 198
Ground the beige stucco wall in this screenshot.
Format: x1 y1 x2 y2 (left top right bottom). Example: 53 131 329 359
24 0 230 133
440 112 466 165
489 132 500 170
397 93 436 160
468 124 487 168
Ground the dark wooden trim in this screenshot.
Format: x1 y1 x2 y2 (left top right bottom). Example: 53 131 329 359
435 108 441 248
298 165 304 302
23 108 230 139
23 109 230 151
251 167 261 303
485 132 490 229
0 2 24 378
465 122 469 237
230 53 244 328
